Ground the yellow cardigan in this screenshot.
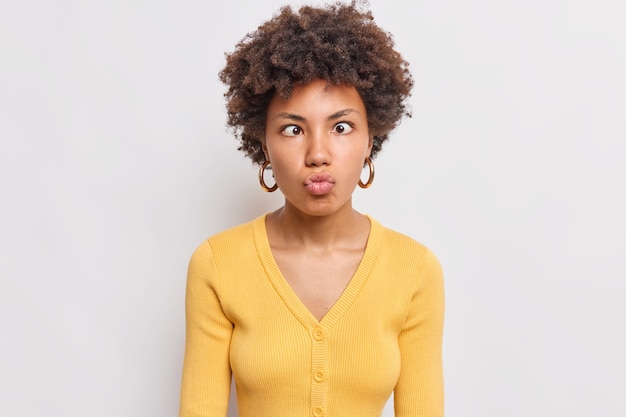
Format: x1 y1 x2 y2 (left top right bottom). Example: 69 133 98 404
179 214 444 417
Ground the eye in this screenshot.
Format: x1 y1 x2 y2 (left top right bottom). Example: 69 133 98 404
332 122 353 134
281 125 303 137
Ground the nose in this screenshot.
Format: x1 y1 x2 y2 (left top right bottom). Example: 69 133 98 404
305 130 331 167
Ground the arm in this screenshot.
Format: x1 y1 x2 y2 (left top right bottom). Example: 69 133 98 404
179 242 233 417
395 249 445 417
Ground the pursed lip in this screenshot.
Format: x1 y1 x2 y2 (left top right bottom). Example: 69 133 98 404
304 173 335 195
304 173 335 185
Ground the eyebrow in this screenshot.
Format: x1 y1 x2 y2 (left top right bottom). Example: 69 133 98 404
271 108 361 122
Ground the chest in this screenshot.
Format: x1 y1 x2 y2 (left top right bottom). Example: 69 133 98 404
228 295 403 408
272 248 363 321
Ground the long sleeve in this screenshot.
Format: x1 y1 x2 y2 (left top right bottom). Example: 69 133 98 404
177 216 445 417
179 241 233 417
394 248 445 417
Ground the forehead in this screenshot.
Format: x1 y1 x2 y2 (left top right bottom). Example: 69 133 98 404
267 79 366 116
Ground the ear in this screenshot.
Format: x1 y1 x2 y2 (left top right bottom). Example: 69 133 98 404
261 137 270 161
366 134 374 157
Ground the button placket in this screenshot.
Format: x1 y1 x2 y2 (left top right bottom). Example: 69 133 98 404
313 327 325 341
310 326 328 417
312 405 326 417
313 369 326 382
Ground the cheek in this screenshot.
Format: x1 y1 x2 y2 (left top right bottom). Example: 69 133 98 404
265 155 293 184
340 152 370 181
345 141 372 165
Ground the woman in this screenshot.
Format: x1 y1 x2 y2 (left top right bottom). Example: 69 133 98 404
179 2 445 417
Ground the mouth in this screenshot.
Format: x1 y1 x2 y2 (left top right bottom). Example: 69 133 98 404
304 173 335 196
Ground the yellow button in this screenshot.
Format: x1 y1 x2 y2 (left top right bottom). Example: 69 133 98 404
312 327 325 341
312 406 325 417
313 369 326 382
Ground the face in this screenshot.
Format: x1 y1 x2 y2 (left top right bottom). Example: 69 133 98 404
263 79 373 218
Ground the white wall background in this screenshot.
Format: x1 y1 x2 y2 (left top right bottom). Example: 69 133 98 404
1 0 625 416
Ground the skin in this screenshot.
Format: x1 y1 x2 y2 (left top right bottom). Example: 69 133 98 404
262 79 374 321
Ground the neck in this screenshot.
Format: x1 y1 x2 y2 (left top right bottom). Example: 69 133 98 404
266 201 369 250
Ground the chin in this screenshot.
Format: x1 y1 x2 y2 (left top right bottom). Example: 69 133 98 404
294 200 352 218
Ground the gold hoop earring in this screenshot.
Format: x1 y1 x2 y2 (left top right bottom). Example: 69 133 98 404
358 157 375 189
259 161 278 192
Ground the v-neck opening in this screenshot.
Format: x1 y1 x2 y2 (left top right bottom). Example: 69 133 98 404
253 213 382 331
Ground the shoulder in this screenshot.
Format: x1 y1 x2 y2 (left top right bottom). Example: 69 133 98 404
372 218 443 282
189 215 264 266
186 215 266 290
380 225 426 252
376 220 436 260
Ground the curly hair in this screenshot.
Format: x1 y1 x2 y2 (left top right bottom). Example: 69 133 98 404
218 1 413 165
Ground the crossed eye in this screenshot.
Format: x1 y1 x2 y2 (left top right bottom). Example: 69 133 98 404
281 122 353 137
